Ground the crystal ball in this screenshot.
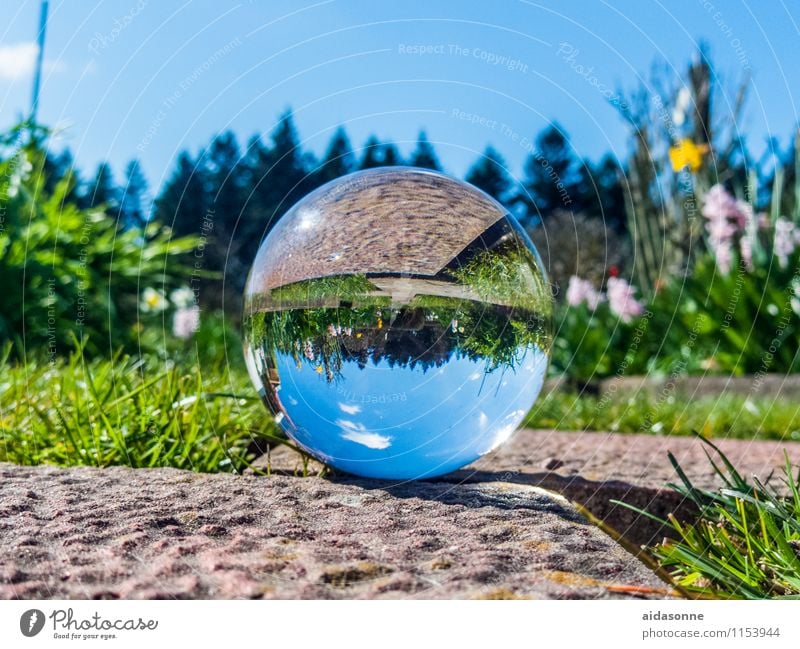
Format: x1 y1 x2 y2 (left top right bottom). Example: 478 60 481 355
242 167 552 479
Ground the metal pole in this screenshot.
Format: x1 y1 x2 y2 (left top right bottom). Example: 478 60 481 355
30 0 49 124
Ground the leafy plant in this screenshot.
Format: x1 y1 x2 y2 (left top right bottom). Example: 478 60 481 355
551 301 651 382
556 169 800 381
0 124 199 357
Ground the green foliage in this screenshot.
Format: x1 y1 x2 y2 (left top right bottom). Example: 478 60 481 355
645 254 800 375
617 47 749 293
316 127 356 184
551 302 650 381
517 123 581 218
408 130 441 171
246 296 548 380
0 126 199 356
139 309 247 371
266 274 380 306
547 50 800 386
617 435 800 599
555 240 800 381
446 242 552 315
359 136 403 169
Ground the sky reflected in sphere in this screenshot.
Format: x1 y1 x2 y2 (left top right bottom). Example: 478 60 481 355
243 167 552 479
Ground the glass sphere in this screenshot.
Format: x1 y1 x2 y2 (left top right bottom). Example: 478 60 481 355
242 167 552 480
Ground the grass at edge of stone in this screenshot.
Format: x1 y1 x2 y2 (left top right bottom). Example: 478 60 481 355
614 433 800 599
526 388 800 441
3 342 800 472
0 344 288 472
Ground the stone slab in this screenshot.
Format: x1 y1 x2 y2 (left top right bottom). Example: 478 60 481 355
466 428 800 490
251 429 800 548
0 462 670 600
446 429 800 547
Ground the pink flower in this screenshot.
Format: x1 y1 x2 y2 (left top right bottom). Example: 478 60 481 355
732 200 751 230
606 277 644 323
706 217 737 244
738 201 760 271
172 305 200 340
702 184 738 222
566 276 604 309
702 184 749 273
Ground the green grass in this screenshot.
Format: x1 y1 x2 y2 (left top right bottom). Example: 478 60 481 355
0 343 288 472
615 434 800 599
526 389 800 441
4 343 800 473
257 274 390 309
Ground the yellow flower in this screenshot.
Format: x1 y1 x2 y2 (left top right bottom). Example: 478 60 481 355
356 332 362 338
315 365 323 373
377 318 383 329
668 139 709 172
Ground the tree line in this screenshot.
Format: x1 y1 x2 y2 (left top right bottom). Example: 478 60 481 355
45 111 630 311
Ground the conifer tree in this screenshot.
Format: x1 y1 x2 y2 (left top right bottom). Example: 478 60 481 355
409 131 441 170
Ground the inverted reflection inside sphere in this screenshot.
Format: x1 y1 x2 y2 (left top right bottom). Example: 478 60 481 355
243 167 552 479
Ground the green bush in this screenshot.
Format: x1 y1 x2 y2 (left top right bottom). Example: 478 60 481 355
0 125 198 357
644 253 800 376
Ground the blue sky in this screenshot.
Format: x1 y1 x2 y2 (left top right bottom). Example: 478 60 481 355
1 0 797 193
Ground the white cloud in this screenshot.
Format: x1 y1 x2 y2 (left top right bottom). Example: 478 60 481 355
0 42 65 81
0 42 38 80
341 430 392 450
338 402 362 415
337 419 392 450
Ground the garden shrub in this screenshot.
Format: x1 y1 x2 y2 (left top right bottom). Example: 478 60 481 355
0 125 198 358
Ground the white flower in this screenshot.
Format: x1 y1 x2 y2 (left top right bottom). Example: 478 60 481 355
16 152 33 179
172 305 200 339
170 286 195 309
141 287 168 313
